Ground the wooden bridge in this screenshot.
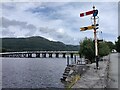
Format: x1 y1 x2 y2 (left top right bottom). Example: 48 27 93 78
0 51 79 58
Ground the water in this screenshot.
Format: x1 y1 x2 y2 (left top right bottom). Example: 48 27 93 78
2 57 68 88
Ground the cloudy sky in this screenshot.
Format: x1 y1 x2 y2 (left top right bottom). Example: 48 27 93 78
0 2 118 45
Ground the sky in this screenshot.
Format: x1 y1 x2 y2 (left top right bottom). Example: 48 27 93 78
0 1 118 45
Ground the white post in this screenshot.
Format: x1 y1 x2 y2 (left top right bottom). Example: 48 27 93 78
93 6 99 69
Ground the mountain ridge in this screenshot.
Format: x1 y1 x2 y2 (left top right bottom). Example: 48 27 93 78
0 36 79 52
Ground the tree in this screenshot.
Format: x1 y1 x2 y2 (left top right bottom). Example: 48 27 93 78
79 37 110 63
106 41 115 52
79 37 95 63
98 42 110 57
1 36 79 52
115 36 120 52
0 48 7 53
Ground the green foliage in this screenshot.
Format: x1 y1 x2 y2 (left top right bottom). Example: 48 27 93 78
0 48 7 53
79 37 95 63
115 36 120 52
1 36 79 52
98 42 110 57
79 37 111 63
106 41 115 52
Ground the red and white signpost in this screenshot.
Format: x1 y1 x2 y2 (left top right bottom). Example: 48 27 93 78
80 10 94 17
80 6 99 69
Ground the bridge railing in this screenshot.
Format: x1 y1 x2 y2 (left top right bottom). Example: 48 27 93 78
0 51 79 58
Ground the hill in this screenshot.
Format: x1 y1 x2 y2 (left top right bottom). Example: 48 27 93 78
0 36 79 52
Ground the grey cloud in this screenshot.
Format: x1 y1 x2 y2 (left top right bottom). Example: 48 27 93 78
2 17 26 28
1 17 37 37
39 27 64 37
2 17 36 30
2 3 16 10
2 28 15 37
38 27 78 45
39 27 50 33
25 29 36 36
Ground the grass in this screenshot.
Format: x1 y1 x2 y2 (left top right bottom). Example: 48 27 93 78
65 74 80 89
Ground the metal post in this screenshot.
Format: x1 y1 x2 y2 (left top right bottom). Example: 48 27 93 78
93 6 99 69
74 55 76 64
67 56 69 66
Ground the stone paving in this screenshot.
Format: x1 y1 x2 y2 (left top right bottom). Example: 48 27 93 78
72 56 110 88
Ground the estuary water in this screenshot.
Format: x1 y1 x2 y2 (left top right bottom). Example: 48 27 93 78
2 57 69 88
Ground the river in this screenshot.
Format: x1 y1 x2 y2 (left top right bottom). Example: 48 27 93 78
2 57 71 88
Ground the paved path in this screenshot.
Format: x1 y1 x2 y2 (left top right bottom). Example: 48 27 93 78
108 53 118 88
72 60 109 88
72 53 119 89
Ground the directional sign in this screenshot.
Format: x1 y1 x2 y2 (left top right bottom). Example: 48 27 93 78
93 9 98 17
80 10 94 17
80 25 95 31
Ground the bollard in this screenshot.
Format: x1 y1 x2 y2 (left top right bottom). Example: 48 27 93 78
74 55 76 64
79 54 81 58
63 53 66 58
70 58 74 64
96 56 99 69
70 53 73 58
67 56 69 66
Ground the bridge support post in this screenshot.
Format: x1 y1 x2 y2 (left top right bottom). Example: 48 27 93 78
36 53 40 58
42 53 46 58
62 53 66 58
23 53 27 58
16 53 19 57
49 53 52 58
28 53 32 58
13 54 16 57
18 54 22 58
9 54 12 57
55 53 59 58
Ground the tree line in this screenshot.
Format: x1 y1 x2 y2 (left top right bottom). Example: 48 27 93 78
79 36 120 63
0 35 120 63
